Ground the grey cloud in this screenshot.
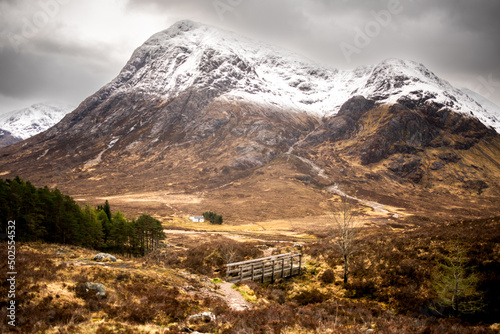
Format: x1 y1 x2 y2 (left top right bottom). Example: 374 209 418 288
126 0 214 12
1 0 499 113
0 1 124 114
0 27 121 113
0 47 113 101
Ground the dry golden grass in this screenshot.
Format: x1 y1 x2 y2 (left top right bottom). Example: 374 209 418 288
2 215 498 333
1 242 225 334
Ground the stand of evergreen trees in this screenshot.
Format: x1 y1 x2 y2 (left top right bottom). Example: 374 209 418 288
0 177 165 257
202 211 223 225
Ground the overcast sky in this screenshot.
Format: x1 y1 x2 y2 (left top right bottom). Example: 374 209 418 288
0 0 499 115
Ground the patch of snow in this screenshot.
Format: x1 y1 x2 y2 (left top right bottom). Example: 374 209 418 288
108 137 120 148
460 88 500 131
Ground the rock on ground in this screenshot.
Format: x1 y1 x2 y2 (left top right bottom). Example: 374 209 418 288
75 282 106 298
93 253 117 262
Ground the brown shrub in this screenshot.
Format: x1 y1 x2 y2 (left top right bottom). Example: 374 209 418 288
104 283 189 325
320 268 335 284
292 288 328 306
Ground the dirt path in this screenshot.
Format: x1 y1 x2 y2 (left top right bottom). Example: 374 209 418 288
218 282 251 311
285 149 397 216
325 184 392 214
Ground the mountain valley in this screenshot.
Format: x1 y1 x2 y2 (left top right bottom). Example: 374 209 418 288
0 21 499 223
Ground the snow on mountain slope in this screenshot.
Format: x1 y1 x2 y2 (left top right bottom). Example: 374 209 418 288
92 20 500 132
460 88 500 126
0 102 74 140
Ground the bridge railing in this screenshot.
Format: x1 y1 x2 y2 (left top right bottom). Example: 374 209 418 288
226 253 302 283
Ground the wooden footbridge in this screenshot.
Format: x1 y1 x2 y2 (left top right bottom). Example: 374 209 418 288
226 253 303 283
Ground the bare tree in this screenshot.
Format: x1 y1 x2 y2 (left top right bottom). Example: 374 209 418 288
220 242 239 264
330 193 360 284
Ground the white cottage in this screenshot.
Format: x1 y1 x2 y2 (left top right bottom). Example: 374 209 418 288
189 216 205 223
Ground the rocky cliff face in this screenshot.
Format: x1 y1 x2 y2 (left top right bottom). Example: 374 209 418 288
295 96 498 189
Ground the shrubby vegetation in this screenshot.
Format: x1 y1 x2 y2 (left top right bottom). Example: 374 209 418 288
432 242 484 317
0 214 498 333
143 234 263 276
136 218 500 333
0 243 222 334
307 216 500 323
0 176 165 256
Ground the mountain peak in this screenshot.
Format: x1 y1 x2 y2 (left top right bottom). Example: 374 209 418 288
168 19 201 32
91 21 500 131
376 57 422 67
147 20 204 44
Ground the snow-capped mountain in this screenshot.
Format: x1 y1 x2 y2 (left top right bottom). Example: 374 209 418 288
0 102 74 140
103 20 498 131
0 20 498 219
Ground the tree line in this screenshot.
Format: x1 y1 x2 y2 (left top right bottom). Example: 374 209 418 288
0 176 165 257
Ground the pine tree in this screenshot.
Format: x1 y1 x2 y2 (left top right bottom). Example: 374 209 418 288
0 176 163 257
214 214 223 225
202 211 223 225
97 209 111 244
109 211 129 255
37 186 54 239
82 204 103 248
97 200 112 222
133 214 165 256
433 242 484 317
0 179 10 234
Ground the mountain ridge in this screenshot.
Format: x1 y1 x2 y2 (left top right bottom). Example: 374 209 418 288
0 128 22 148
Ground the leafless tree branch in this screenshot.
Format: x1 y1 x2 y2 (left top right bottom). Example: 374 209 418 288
329 194 360 284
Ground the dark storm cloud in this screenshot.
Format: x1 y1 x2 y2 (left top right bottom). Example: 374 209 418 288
125 0 313 45
126 0 214 13
0 30 121 106
1 0 499 113
0 0 126 113
0 43 116 101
